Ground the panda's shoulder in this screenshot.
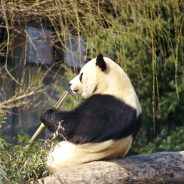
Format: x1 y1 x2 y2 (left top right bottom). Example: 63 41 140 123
83 94 121 105
78 94 134 112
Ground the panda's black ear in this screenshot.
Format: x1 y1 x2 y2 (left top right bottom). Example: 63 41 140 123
96 54 107 71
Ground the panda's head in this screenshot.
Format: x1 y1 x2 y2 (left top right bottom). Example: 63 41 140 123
69 54 142 115
69 54 109 98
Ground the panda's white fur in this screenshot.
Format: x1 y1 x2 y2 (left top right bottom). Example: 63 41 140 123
47 136 132 173
41 54 142 173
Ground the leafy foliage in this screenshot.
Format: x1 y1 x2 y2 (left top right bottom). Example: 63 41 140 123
0 134 48 183
133 127 184 154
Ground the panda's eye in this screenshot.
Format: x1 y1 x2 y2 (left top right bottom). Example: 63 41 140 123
79 72 83 82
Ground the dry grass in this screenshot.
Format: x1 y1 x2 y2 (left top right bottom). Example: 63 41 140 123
0 0 107 112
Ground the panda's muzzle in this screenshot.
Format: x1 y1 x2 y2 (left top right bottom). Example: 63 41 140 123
69 82 78 93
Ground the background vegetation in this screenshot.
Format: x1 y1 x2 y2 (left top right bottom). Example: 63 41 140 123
0 0 183 183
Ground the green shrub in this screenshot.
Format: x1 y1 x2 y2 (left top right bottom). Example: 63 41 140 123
133 127 184 154
0 134 48 184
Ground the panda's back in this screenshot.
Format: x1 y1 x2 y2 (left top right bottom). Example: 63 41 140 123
69 94 141 144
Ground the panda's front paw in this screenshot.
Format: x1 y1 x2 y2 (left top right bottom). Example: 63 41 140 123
40 107 55 121
40 107 58 132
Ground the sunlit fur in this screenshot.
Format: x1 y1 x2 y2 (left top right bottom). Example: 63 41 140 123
70 57 141 116
44 55 142 173
47 135 132 173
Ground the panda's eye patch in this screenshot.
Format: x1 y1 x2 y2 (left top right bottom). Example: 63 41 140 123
79 72 83 82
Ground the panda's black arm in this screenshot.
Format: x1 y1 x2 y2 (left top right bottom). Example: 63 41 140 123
68 95 138 144
40 95 139 143
40 108 77 139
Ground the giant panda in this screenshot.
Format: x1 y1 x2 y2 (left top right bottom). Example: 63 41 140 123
40 54 142 173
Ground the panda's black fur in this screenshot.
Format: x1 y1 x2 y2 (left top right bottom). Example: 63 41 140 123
40 94 141 144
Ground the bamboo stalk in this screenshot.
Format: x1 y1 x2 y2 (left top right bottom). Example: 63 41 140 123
28 91 68 145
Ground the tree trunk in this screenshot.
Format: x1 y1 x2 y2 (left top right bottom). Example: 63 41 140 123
37 151 184 184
